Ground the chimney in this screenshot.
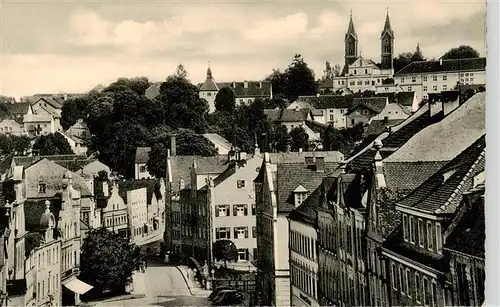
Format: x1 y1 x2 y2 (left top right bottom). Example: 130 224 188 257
373 139 386 188
316 93 320 97
63 93 68 101
269 82 273 99
299 148 303 153
244 81 249 89
439 58 443 66
170 135 177 156
443 91 461 116
428 94 443 118
166 149 173 184
103 182 109 197
316 157 325 173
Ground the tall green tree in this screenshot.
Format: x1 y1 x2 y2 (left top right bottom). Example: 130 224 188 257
442 45 480 59
215 87 236 113
175 64 188 79
289 126 309 151
284 54 318 102
32 133 73 155
274 124 290 152
61 96 91 130
393 44 427 72
212 239 238 268
79 228 138 298
265 69 288 98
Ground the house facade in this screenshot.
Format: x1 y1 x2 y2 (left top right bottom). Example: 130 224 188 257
394 57 486 102
102 183 128 238
294 96 354 129
209 152 261 270
134 147 153 180
288 187 321 307
254 151 343 307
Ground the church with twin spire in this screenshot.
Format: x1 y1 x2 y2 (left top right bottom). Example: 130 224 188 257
332 11 395 93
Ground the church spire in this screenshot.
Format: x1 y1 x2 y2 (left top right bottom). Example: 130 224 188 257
345 10 358 41
381 9 394 38
206 62 213 79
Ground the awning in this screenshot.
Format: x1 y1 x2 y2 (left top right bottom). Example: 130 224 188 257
63 278 93 295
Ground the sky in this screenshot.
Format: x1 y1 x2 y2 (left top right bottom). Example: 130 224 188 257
0 0 486 99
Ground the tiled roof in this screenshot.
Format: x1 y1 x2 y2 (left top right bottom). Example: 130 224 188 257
34 97 63 109
383 161 447 191
319 79 333 89
213 165 236 187
347 104 438 171
395 57 486 75
364 119 404 137
385 92 485 163
11 155 93 172
393 92 415 106
297 95 354 109
135 147 151 164
277 160 341 213
6 103 30 115
118 179 162 203
24 159 92 198
263 109 282 122
268 151 344 165
444 188 485 258
203 133 233 150
289 100 323 116
199 77 219 92
397 135 485 214
219 81 272 98
288 185 321 226
280 108 311 122
170 155 228 192
350 97 388 114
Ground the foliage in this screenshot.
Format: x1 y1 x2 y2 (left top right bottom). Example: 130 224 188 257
273 124 290 152
212 239 238 267
322 123 365 155
441 45 479 60
322 61 334 80
382 78 394 85
266 54 318 102
215 87 236 113
96 170 109 181
0 134 31 156
61 96 90 130
175 64 188 79
32 133 73 155
146 129 218 178
289 126 309 151
393 44 426 72
105 77 150 96
79 228 138 297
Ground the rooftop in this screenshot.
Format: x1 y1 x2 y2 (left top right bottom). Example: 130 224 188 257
395 57 486 75
288 185 321 226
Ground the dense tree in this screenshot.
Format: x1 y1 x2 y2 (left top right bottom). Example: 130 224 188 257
32 133 73 155
0 135 31 156
322 123 365 155
106 77 150 96
212 239 238 268
215 87 236 113
393 44 426 72
284 54 318 102
175 64 188 79
322 61 334 80
79 228 138 298
60 96 90 130
289 126 309 152
441 45 480 60
158 75 210 133
273 124 290 152
265 69 288 98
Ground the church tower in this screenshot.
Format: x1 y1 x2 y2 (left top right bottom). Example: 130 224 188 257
344 11 358 68
380 10 394 71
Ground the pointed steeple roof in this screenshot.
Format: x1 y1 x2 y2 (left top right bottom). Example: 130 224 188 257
199 65 219 92
381 9 394 38
345 11 358 41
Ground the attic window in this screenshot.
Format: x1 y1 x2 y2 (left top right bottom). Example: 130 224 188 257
294 185 309 207
441 169 457 183
38 182 46 193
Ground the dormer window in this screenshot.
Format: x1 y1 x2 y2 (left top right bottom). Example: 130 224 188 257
293 185 309 206
38 182 46 193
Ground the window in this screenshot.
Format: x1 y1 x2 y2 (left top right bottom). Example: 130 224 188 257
403 215 409 241
418 219 424 247
423 76 428 82
427 221 434 250
423 85 428 92
443 85 447 90
350 81 355 86
400 78 405 83
140 166 147 173
237 180 245 188
432 281 437 306
234 226 248 239
354 70 357 75
252 226 256 238
391 263 396 289
407 86 412 92
252 204 256 215
365 69 368 74
295 192 307 206
415 273 421 303
357 81 362 85
442 75 447 81
253 248 258 260
233 204 248 216
330 115 334 121
215 227 230 239
432 75 437 81
433 85 437 91
409 216 415 243
424 277 431 306
38 182 46 193
436 223 442 251
412 76 416 82
365 80 370 85
399 265 404 294
405 269 410 296
215 205 230 217
238 248 249 261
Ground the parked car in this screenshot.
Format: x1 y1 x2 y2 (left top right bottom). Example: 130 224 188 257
213 290 244 306
208 286 233 301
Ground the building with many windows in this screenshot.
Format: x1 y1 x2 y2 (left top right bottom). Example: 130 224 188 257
254 151 343 307
209 150 261 270
394 57 486 103
288 186 321 307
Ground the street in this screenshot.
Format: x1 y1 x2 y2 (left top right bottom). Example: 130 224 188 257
97 259 211 307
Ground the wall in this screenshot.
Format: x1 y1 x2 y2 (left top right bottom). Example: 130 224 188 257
199 91 218 113
135 163 153 180
0 119 25 136
127 188 148 241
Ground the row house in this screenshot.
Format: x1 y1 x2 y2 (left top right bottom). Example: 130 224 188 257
345 97 388 127
208 149 261 269
363 93 485 307
332 13 394 93
254 151 343 307
288 186 322 307
380 136 485 306
316 91 483 307
164 146 227 262
292 96 353 129
94 181 128 238
394 57 486 102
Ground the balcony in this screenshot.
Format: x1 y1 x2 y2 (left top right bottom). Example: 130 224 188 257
61 267 79 280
